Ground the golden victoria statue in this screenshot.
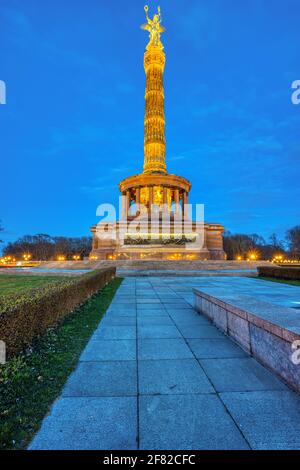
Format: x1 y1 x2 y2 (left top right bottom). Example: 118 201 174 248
141 5 165 49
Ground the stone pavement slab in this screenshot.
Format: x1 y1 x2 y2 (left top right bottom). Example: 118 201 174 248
100 316 136 326
201 358 287 392
176 324 225 339
187 338 248 359
139 394 249 450
167 308 198 318
138 325 181 339
80 339 136 361
138 338 194 360
220 391 300 450
158 295 181 300
172 315 211 327
29 397 137 450
92 325 136 340
62 361 137 397
136 303 166 311
137 308 168 316
107 307 136 316
137 316 174 326
139 359 214 395
163 302 192 309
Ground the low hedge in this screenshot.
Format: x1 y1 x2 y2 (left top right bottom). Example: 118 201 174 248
0 268 115 358
258 265 300 281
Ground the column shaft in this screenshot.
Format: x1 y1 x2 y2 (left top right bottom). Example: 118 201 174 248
149 186 154 213
136 187 141 215
136 188 140 205
163 187 168 212
126 190 131 218
183 192 189 219
174 189 180 215
121 192 127 220
143 46 166 174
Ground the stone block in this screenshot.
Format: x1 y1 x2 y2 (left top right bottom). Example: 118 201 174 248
227 311 251 353
250 324 300 392
211 304 228 333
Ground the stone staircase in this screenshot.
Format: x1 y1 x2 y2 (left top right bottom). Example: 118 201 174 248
40 259 270 276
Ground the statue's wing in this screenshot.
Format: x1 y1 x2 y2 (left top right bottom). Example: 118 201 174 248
141 23 150 31
159 25 166 33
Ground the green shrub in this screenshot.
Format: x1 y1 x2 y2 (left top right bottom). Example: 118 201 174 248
0 268 115 358
258 266 300 281
0 278 122 450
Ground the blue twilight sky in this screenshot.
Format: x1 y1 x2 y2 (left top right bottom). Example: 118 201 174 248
0 0 299 245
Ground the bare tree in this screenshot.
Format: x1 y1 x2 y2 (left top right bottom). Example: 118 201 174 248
286 226 300 257
269 233 284 251
0 220 3 244
223 231 286 260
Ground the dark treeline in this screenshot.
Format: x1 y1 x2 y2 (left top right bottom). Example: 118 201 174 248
224 225 300 260
1 225 300 261
3 234 92 260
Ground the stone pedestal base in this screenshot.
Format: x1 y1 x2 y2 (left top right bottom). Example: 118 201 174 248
90 220 226 261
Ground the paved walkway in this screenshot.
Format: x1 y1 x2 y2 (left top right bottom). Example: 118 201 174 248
30 277 300 450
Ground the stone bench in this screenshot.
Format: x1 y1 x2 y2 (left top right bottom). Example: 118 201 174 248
193 288 300 392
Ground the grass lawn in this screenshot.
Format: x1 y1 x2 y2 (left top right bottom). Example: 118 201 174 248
0 274 69 297
258 276 300 287
0 277 122 450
